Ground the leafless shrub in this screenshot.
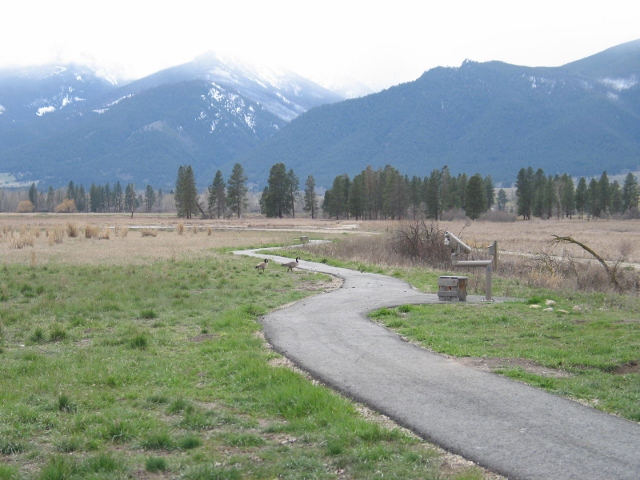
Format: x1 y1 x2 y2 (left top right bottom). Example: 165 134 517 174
618 240 636 259
390 220 452 269
530 246 568 277
16 200 35 213
54 199 76 213
118 226 129 238
623 207 640 220
441 208 469 221
480 210 517 222
176 222 185 235
141 228 158 237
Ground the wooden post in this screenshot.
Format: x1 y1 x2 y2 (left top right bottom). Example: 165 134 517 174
492 240 498 271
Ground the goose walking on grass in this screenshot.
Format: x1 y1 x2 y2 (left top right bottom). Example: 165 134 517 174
281 257 300 272
255 259 269 273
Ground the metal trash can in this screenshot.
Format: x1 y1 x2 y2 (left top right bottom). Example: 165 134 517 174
438 276 468 302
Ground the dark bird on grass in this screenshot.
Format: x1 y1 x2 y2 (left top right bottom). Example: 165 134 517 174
281 257 300 272
255 259 268 273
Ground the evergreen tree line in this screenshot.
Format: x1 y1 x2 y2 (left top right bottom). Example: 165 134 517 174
4 163 640 222
515 168 640 220
173 162 319 220
322 165 495 221
175 163 252 219
8 181 165 214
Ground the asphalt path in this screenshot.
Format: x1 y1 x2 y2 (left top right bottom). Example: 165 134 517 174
235 249 640 480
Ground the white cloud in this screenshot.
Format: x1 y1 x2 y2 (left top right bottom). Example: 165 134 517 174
1 1 639 91
36 106 56 116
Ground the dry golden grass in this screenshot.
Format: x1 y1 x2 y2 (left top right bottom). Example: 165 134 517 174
441 218 640 265
140 228 158 237
1 213 639 271
0 213 344 265
344 218 640 265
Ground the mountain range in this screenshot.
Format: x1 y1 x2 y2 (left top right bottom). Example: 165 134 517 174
238 39 640 187
1 40 640 190
0 53 343 189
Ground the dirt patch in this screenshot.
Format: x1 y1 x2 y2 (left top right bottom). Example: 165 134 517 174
295 274 344 293
452 357 572 378
132 468 173 479
188 334 218 342
613 361 640 375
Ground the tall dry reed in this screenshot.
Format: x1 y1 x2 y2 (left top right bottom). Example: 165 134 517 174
303 220 640 295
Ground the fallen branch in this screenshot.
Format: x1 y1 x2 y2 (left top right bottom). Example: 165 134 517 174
551 235 622 292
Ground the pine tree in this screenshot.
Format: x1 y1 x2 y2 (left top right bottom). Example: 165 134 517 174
113 182 123 213
207 170 227 218
409 175 422 219
382 166 407 219
77 185 87 212
598 171 610 216
532 169 546 218
89 183 101 212
457 173 468 210
610 181 622 214
497 189 508 211
483 175 495 210
575 177 587 218
29 183 38 211
622 172 639 213
46 186 55 212
124 183 136 216
560 174 575 219
175 165 198 218
303 175 318 219
543 175 555 219
515 167 534 220
425 169 441 220
587 177 600 218
440 166 454 212
363 166 381 220
348 173 365 220
67 181 76 203
145 185 156 212
465 174 487 220
260 163 290 218
323 174 350 219
227 163 248 218
287 169 299 218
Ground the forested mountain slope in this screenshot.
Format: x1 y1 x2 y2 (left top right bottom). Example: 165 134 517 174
237 40 640 188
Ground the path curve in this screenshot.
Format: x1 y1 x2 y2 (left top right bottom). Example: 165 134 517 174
235 249 640 480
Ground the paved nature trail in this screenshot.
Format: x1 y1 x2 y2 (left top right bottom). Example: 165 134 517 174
235 249 640 480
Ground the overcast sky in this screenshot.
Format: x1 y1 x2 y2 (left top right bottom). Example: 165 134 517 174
3 1 639 91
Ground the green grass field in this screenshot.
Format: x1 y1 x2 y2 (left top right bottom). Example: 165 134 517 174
0 250 486 480
371 297 640 422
